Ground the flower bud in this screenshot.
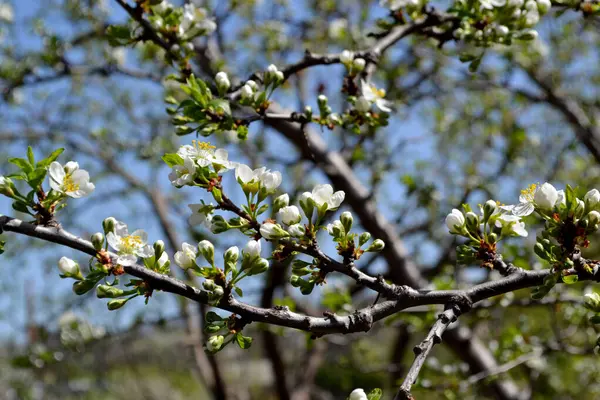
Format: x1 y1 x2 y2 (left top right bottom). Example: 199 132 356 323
246 80 258 90
534 183 558 209
349 389 368 400
340 211 353 233
215 71 230 94
352 58 365 73
359 232 371 247
273 193 289 213
260 222 290 240
516 29 538 41
203 279 217 291
366 239 385 252
275 70 284 83
241 84 254 100
465 211 479 230
287 223 305 237
107 298 128 310
445 209 466 234
355 96 371 113
198 240 215 265
224 246 239 265
102 217 117 234
304 105 313 120
574 198 585 219
317 94 328 107
327 220 345 237
244 240 261 259
73 279 97 295
91 232 104 251
585 189 600 209
299 192 315 219
58 257 82 280
210 215 230 234
153 240 165 257
483 200 497 221
248 257 269 276
0 176 16 198
278 205 301 225
584 292 600 312
340 50 354 65
207 335 224 352
96 284 125 299
536 0 550 13
588 211 600 225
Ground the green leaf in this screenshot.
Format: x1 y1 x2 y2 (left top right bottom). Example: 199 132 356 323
468 56 482 73
9 158 33 174
37 148 64 168
12 201 32 215
0 240 5 255
565 184 576 210
590 315 600 324
161 153 184 167
234 286 243 297
106 25 132 46
27 147 35 165
367 389 383 400
205 311 223 323
235 333 253 349
209 99 231 116
27 168 47 190
562 275 578 284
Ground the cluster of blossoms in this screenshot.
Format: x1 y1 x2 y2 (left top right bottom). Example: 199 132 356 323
238 64 285 110
446 182 600 272
453 0 551 47
148 1 216 41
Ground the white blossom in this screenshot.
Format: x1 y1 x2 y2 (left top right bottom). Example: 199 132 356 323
495 214 528 237
360 80 392 112
174 242 198 269
169 156 197 187
177 141 233 171
502 183 558 216
49 161 95 198
380 0 419 10
480 0 507 9
235 164 282 191
304 184 345 211
188 203 214 227
536 0 551 13
106 221 153 266
241 84 254 100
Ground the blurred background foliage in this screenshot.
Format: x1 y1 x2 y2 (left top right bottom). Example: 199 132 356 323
0 0 599 399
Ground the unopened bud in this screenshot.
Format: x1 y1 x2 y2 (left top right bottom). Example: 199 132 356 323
352 58 365 73
102 217 117 234
366 239 385 252
154 240 165 258
107 298 128 310
584 292 600 312
359 232 371 247
273 193 290 213
96 284 125 299
198 240 215 265
340 211 353 233
483 200 497 220
91 232 104 251
207 335 224 352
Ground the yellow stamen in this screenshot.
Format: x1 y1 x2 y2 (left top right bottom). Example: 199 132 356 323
520 183 537 202
122 235 142 250
63 174 80 193
192 140 216 151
